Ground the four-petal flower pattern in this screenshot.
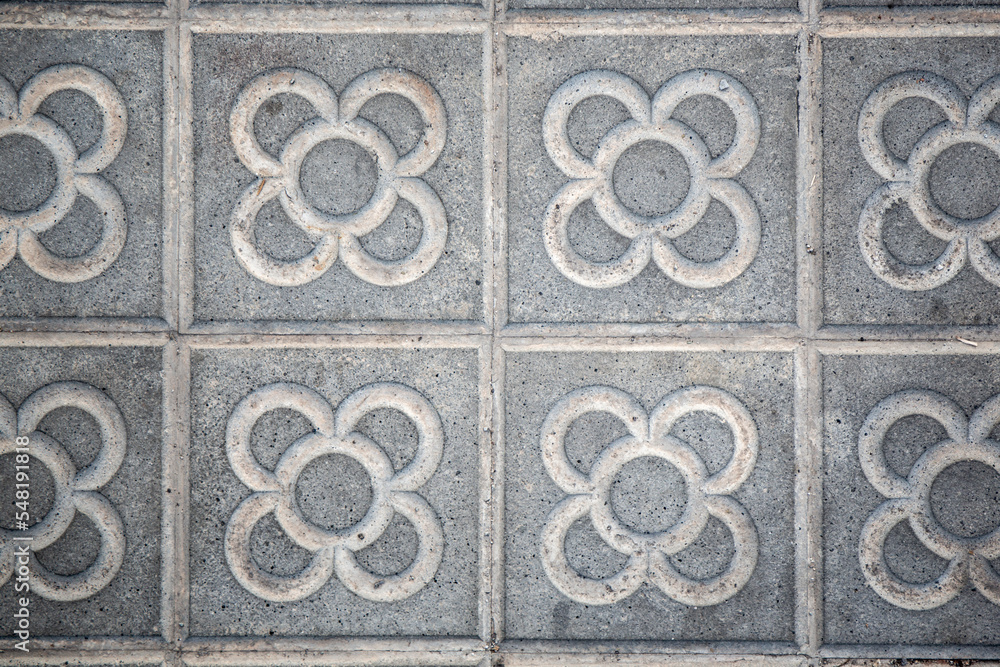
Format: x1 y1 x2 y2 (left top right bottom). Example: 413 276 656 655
229 69 448 287
224 382 445 602
540 385 759 606
542 70 761 289
0 65 127 283
0 382 127 600
859 389 1000 610
858 71 1000 290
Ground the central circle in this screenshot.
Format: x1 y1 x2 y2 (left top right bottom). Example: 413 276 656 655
0 134 58 213
300 139 378 217
929 142 1000 220
929 460 1000 538
612 140 690 218
295 453 373 531
610 455 687 534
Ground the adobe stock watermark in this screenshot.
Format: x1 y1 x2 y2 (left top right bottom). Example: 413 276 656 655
11 434 32 652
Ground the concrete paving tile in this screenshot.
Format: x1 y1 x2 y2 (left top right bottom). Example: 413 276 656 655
187 346 483 638
505 36 798 326
188 33 485 329
823 38 1000 327
823 354 1000 646
0 346 164 639
0 30 165 324
503 350 795 641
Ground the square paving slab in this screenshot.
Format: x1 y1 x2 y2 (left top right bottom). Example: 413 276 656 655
503 349 796 643
187 33 486 332
0 344 164 640
823 353 1000 648
187 344 485 638
0 30 166 328
823 38 1000 328
505 35 798 327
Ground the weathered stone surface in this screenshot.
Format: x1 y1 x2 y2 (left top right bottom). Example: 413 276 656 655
824 354 1000 646
3 0 1000 663
189 33 485 329
504 350 795 641
0 346 163 639
506 35 798 325
823 38 1000 327
0 30 165 324
187 346 482 637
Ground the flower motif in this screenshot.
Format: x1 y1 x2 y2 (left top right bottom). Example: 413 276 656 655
224 382 444 602
229 69 448 287
542 70 761 289
859 389 1000 609
540 385 758 606
858 71 1000 290
0 65 127 283
0 382 127 600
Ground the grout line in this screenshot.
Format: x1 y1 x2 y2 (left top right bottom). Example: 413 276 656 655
180 333 489 348
499 322 802 338
491 24 509 333
166 647 184 667
163 22 180 332
797 30 822 334
494 0 506 30
799 346 824 655
478 341 494 644
179 638 486 652
482 13 500 650
489 343 506 646
482 27 497 336
488 16 505 651
173 343 193 644
497 640 802 654
180 321 491 336
179 650 486 665
0 649 168 664
500 654 808 666
182 12 488 32
177 23 195 333
498 336 800 351
162 341 181 645
499 17 803 33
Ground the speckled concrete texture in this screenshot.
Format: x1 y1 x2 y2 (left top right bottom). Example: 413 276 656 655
187 346 483 638
503 351 795 641
1 0 1000 663
189 33 485 330
0 30 165 326
506 36 798 326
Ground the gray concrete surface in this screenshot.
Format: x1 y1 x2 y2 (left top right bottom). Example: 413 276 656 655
1 0 1000 664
